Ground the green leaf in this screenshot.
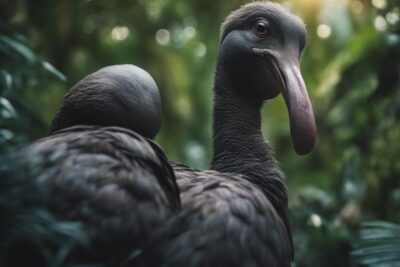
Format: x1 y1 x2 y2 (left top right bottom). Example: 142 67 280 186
0 97 17 119
42 61 67 82
0 70 13 92
0 35 37 64
352 221 400 267
0 129 14 141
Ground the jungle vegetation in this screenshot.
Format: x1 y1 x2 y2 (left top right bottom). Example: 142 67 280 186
0 0 399 266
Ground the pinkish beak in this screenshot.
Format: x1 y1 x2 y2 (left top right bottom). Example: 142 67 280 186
253 48 317 155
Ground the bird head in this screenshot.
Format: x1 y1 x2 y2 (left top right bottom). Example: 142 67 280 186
50 65 161 139
219 2 316 155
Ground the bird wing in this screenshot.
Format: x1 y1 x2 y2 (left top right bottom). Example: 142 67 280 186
143 163 293 267
15 125 180 264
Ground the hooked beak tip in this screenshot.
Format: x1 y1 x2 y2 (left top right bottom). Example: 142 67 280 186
254 47 317 155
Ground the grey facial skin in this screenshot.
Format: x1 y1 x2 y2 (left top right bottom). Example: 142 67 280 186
218 2 316 155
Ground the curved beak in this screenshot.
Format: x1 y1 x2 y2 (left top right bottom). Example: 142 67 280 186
253 48 317 155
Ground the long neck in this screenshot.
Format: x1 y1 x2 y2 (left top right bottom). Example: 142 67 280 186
211 60 275 176
211 80 267 173
210 58 288 213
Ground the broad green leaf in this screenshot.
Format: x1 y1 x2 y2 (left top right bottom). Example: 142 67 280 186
353 221 400 267
0 97 17 119
0 70 12 92
0 129 14 141
42 61 67 82
0 35 37 64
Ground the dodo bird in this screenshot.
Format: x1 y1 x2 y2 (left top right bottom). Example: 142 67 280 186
3 65 180 266
0 2 316 267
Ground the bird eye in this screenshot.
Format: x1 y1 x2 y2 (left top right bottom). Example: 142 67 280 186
252 20 268 38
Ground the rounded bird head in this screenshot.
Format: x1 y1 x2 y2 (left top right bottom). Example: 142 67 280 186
50 65 161 139
218 2 317 155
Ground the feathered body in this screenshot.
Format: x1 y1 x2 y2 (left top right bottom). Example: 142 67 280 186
0 2 317 267
146 162 291 267
20 126 179 264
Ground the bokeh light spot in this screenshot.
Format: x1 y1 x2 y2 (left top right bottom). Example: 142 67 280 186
195 43 207 57
183 26 196 40
386 10 399 25
187 142 205 161
350 0 364 14
309 214 322 228
374 16 387 31
316 24 332 39
155 29 170 46
371 0 387 9
111 26 129 41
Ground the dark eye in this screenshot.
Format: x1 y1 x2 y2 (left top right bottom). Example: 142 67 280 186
252 20 269 38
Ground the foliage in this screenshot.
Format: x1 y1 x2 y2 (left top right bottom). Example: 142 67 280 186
352 221 400 267
0 0 399 266
0 154 88 267
0 24 66 152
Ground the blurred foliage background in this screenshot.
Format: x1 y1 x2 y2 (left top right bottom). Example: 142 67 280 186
0 0 399 266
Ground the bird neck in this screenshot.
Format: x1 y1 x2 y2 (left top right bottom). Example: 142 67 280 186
211 61 272 175
211 82 265 172
211 59 288 211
